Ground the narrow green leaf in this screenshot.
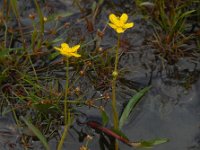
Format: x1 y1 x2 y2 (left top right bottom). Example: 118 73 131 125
91 2 97 12
179 10 196 20
100 109 109 126
51 38 63 44
33 0 44 33
10 0 19 17
119 86 151 129
20 116 50 150
48 52 60 60
47 12 73 21
173 10 196 33
139 138 169 148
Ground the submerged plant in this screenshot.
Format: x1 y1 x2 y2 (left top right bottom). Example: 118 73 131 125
108 13 134 150
54 42 81 150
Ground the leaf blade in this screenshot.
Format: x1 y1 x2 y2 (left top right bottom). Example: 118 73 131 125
100 109 109 126
119 86 151 129
20 116 50 150
138 138 169 148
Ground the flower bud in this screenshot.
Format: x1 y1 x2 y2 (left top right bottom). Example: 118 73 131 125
112 71 118 77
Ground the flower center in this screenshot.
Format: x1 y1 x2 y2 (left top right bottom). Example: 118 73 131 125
115 19 125 28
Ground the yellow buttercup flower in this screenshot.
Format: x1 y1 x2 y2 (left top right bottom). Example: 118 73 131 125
54 43 81 58
108 13 134 33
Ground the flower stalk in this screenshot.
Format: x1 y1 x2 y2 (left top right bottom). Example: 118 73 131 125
57 57 70 150
112 33 120 130
108 13 134 150
112 33 121 150
54 43 81 150
64 58 69 124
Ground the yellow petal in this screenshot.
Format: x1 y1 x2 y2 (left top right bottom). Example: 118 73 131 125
60 50 68 56
124 22 134 28
70 45 80 52
116 28 125 33
109 14 119 24
108 23 117 29
69 52 81 58
120 13 128 23
61 43 69 49
54 47 61 51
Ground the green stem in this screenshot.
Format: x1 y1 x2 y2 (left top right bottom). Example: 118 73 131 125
3 20 7 48
114 34 120 75
57 124 69 150
27 54 39 82
33 0 44 50
64 58 69 124
112 33 120 150
57 58 69 150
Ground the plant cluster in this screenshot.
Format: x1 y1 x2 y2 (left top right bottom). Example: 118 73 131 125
137 0 200 63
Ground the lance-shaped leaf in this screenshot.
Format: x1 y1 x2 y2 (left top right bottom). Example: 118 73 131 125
119 86 151 129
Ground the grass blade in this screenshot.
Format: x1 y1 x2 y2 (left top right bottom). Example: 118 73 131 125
33 0 44 33
119 86 151 129
20 116 50 150
172 10 196 34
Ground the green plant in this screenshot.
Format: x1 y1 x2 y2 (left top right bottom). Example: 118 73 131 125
53 42 81 150
108 13 134 150
138 0 198 63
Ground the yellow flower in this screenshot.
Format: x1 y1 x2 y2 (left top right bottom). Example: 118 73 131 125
54 43 81 58
108 13 134 33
